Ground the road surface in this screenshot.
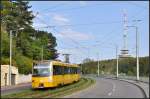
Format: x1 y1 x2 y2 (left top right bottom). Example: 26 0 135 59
63 77 146 98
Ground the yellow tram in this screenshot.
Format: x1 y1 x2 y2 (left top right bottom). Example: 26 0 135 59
32 60 81 88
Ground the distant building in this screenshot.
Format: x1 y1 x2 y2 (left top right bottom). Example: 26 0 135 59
1 65 18 86
119 49 132 58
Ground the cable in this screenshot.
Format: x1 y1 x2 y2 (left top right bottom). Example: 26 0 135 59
33 6 146 62
39 2 116 13
34 15 90 57
40 3 67 13
36 2 128 20
35 20 136 29
52 27 88 50
126 1 148 10
34 14 121 60
90 6 146 48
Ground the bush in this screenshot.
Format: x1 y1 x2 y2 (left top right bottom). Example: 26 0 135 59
127 71 134 76
15 53 33 74
1 57 17 66
1 57 9 65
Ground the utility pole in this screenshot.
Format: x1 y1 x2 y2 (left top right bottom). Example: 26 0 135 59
97 52 100 77
116 45 119 78
9 30 12 86
135 26 139 81
127 19 141 81
9 27 24 86
41 45 43 62
134 20 140 81
80 63 82 75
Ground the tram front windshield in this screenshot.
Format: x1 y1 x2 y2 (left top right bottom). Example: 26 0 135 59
32 64 50 77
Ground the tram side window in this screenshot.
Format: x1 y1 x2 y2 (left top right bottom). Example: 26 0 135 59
77 68 80 74
74 67 78 74
53 66 63 75
63 67 79 74
64 67 69 74
70 67 77 74
75 68 78 74
71 67 75 74
73 67 76 74
70 67 73 74
75 68 77 74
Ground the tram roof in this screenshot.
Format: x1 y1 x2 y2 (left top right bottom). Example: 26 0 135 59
52 61 78 67
35 60 78 67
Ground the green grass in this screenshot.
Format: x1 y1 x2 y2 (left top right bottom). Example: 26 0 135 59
1 78 95 98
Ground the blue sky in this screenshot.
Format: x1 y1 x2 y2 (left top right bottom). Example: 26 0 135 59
29 1 149 63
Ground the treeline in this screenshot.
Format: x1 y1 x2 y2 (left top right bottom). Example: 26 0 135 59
81 56 149 77
1 1 58 74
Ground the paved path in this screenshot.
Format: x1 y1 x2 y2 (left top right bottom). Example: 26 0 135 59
63 77 146 98
1 82 31 95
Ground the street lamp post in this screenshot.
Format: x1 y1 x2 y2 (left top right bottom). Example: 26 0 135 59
127 25 139 81
9 28 24 86
116 45 119 78
95 43 119 78
9 30 12 86
41 45 43 62
104 43 119 78
97 52 100 77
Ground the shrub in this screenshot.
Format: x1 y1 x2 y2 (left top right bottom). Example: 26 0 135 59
15 53 33 74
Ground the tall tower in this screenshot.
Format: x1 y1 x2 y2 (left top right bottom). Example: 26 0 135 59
123 9 128 50
62 54 71 63
119 9 131 58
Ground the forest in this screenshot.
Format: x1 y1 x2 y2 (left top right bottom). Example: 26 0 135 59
81 56 149 77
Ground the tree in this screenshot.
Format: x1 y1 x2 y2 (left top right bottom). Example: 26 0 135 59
1 1 58 74
82 58 93 64
81 56 149 76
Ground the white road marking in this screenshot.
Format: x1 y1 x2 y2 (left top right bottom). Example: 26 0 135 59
107 80 116 96
108 92 112 96
112 83 116 92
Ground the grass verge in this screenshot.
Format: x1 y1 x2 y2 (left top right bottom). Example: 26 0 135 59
1 78 95 98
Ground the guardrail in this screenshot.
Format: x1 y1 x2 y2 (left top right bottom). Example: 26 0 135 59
81 74 149 83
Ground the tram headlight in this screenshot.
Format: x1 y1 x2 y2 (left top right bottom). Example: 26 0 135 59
48 76 52 82
40 80 43 82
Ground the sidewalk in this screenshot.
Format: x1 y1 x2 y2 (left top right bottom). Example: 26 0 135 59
1 82 31 91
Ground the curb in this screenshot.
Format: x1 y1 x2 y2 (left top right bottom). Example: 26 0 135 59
118 79 147 98
103 77 148 98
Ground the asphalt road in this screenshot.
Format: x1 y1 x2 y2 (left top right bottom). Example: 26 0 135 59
63 77 145 98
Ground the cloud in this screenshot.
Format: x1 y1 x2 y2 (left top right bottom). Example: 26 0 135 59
32 22 47 28
53 14 70 24
51 13 93 41
58 28 93 41
58 48 78 54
